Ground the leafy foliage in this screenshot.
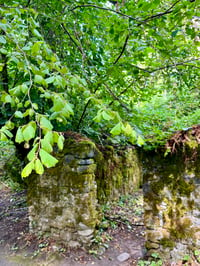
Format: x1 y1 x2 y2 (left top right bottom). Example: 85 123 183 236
0 0 199 176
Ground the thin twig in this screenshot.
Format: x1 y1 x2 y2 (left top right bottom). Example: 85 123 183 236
104 84 130 111
61 23 84 56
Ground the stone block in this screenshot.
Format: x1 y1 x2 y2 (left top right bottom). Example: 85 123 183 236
78 159 94 165
78 229 94 237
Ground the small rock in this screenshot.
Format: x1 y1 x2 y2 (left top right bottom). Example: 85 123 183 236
117 252 130 262
78 229 94 236
68 240 81 248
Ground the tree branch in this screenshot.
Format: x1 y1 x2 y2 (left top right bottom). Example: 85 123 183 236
1 52 9 93
139 0 181 25
113 33 130 64
76 86 99 130
131 59 200 73
66 1 182 67
61 23 85 56
25 0 32 7
68 4 139 21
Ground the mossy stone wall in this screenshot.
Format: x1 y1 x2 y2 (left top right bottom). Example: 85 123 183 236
27 139 99 247
143 146 200 261
2 138 199 260
27 140 142 247
96 145 142 203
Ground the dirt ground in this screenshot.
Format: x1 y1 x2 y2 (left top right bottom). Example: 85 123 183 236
0 185 146 266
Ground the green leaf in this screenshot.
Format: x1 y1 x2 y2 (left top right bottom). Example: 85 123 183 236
45 76 55 84
1 127 13 138
171 30 179 37
32 103 38 110
53 131 59 143
110 122 122 136
39 149 58 168
21 160 35 177
57 135 64 150
33 29 41 38
23 109 35 117
27 144 38 161
5 121 14 130
40 116 53 130
9 86 21 96
15 127 24 143
22 124 36 141
4 94 12 103
93 112 102 123
0 132 8 141
41 139 53 153
102 111 112 121
44 131 54 145
34 74 44 84
137 135 145 146
62 103 74 117
0 36 6 44
53 75 67 88
123 123 133 136
14 111 24 118
25 100 31 107
194 250 200 256
51 97 65 112
35 158 44 175
31 41 41 56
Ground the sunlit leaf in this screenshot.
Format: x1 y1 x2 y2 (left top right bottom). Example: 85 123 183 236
14 111 23 118
40 116 53 130
22 124 36 141
39 149 58 168
41 139 53 153
27 144 38 161
57 134 65 150
21 160 34 177
15 127 24 143
35 158 44 175
110 123 122 136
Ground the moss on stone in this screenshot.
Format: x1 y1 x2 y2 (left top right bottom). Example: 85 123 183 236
160 238 175 249
170 217 194 239
187 199 195 209
177 178 194 196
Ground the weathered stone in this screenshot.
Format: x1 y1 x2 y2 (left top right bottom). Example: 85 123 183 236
77 229 94 237
117 252 130 262
68 241 81 248
65 155 75 164
78 222 90 230
78 159 94 165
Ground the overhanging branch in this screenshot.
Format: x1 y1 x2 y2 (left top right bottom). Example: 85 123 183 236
139 0 181 25
68 4 139 21
131 59 200 73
